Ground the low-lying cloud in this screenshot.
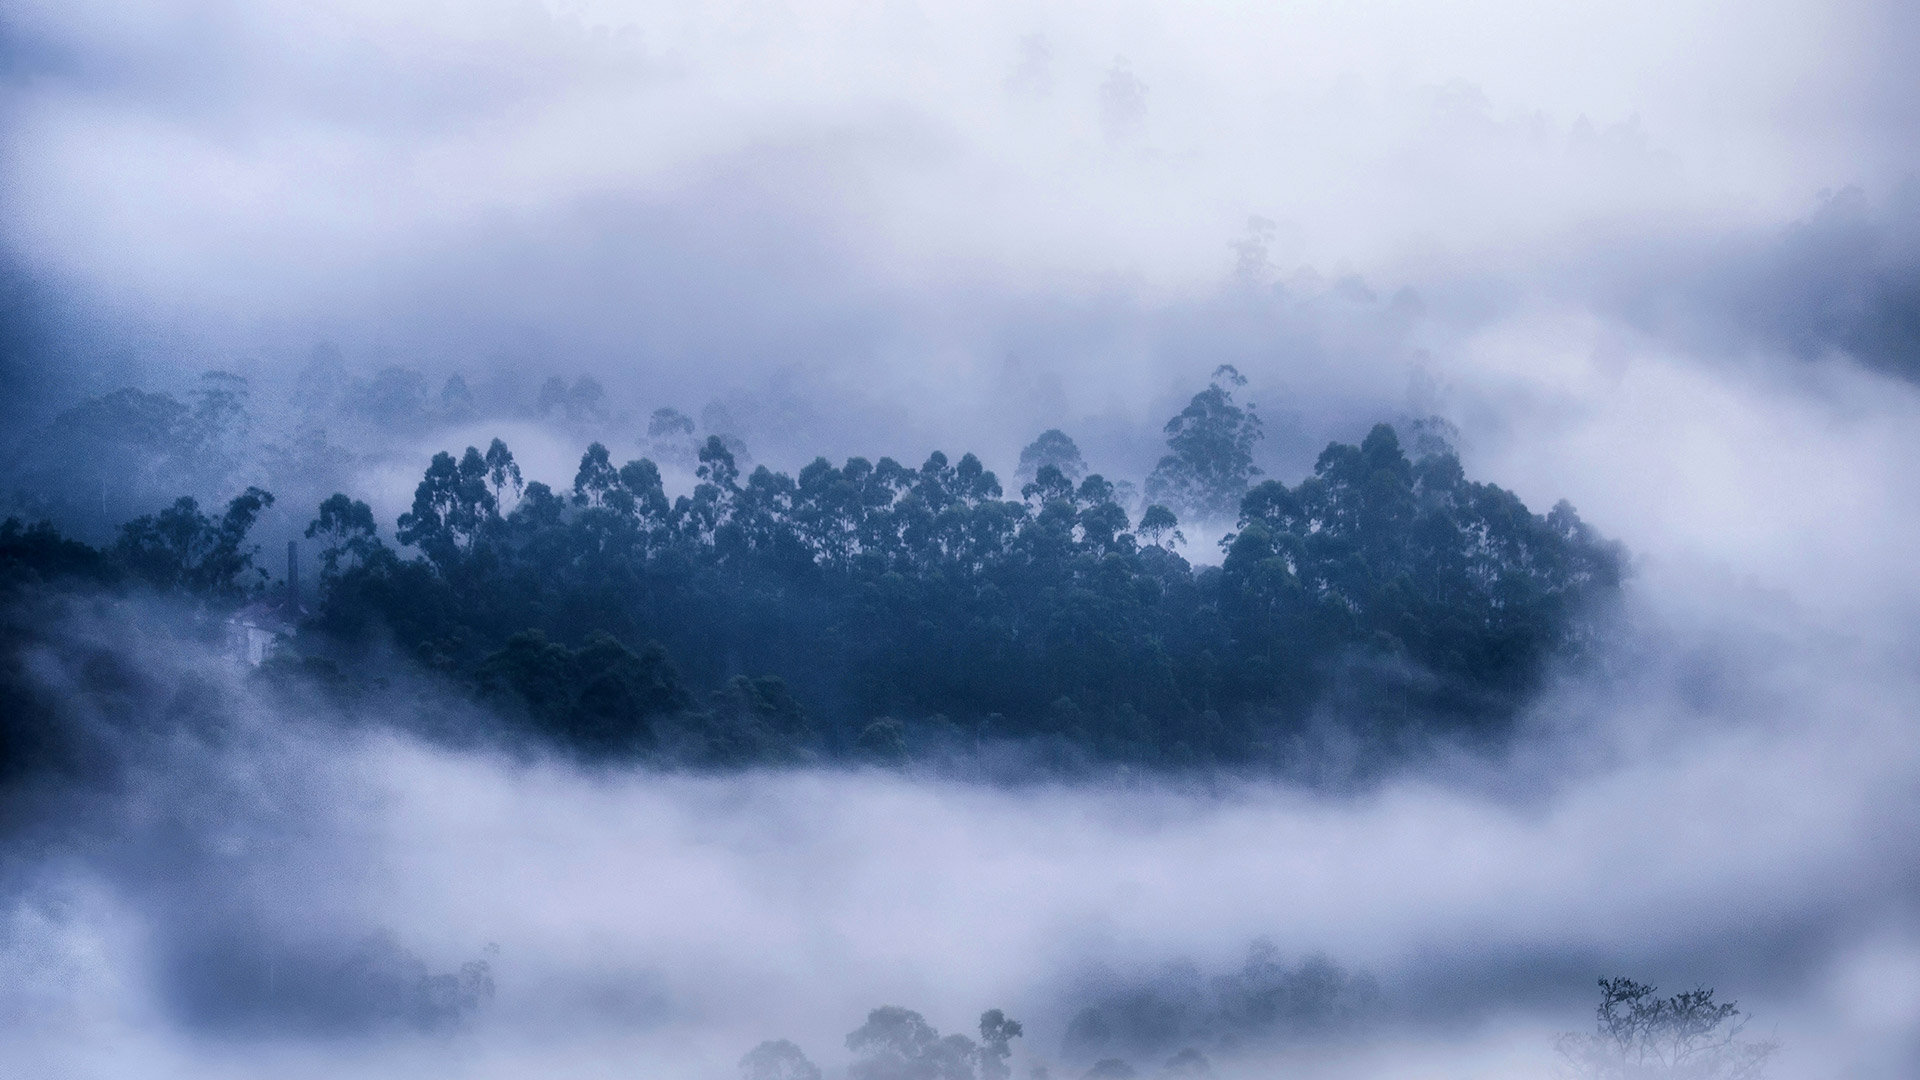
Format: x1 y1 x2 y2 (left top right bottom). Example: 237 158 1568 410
3 562 1919 1077
4 2 1920 1078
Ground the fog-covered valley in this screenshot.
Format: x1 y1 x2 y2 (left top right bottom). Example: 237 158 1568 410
5 1 1920 1077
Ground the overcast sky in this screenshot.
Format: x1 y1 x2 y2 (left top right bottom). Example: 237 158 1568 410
3 0 1916 468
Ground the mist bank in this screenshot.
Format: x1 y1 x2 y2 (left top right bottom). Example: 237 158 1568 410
6 0 1920 499
2 566 1918 1078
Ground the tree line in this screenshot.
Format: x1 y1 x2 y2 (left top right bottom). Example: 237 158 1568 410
2 367 1622 771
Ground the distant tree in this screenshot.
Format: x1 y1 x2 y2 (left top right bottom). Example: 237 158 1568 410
293 341 347 414
847 1006 982 1080
1555 978 1776 1080
699 402 753 466
741 1040 823 1080
618 457 672 522
439 374 477 422
1063 943 1376 1065
649 406 696 441
16 387 193 527
1017 429 1087 484
567 376 609 424
646 406 699 468
1144 366 1263 520
978 1009 1024 1080
191 370 250 448
300 411 1620 768
347 367 429 428
1402 414 1458 460
177 370 254 496
536 376 569 419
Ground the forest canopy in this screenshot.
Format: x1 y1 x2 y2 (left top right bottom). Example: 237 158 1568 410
2 369 1623 772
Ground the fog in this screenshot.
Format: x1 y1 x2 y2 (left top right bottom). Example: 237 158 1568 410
4 1 1920 1078
5 0 1918 461
5 563 1920 1078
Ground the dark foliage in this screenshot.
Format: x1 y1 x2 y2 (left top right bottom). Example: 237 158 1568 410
113 487 276 598
291 414 1617 767
0 382 1623 771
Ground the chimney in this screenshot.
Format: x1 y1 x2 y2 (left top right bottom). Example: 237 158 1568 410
286 540 299 609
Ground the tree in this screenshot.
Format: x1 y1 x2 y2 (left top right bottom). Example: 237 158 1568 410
536 376 569 418
347 367 429 428
1021 464 1076 507
306 494 382 575
697 435 742 491
978 1009 1024 1080
439 373 476 422
396 448 498 568
566 376 608 425
1136 505 1183 548
483 438 522 506
189 370 251 479
1555 978 1776 1080
1017 429 1087 484
741 1040 822 1080
1144 366 1263 520
113 487 276 598
847 1006 982 1080
474 631 692 754
649 406 696 441
17 387 195 528
572 442 620 507
647 407 699 467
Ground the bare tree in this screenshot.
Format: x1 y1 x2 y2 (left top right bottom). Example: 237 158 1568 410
1556 978 1777 1080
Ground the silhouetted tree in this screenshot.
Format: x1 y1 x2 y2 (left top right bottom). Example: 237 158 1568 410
483 438 522 505
113 487 275 598
1136 505 1182 548
395 448 497 568
306 494 382 575
1555 978 1776 1080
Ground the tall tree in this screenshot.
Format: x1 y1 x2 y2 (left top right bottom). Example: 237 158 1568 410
1145 365 1264 520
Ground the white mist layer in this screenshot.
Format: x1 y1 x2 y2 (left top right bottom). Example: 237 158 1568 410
4 591 1919 1079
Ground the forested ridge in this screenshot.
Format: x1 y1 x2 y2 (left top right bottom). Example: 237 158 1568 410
2 368 1623 772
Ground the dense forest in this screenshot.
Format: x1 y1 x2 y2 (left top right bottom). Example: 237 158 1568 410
2 365 1623 773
